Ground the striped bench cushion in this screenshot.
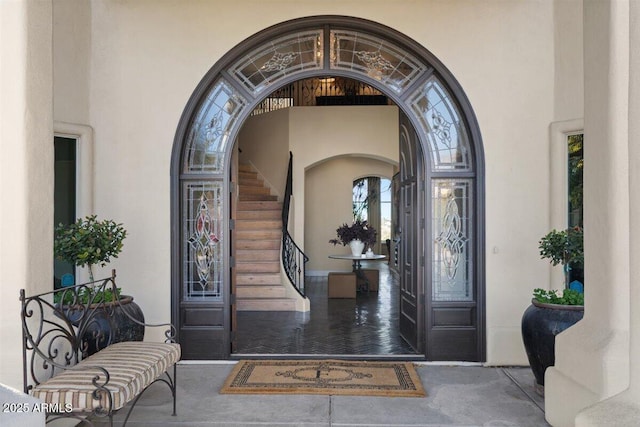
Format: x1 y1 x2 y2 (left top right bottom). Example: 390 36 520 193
31 342 181 412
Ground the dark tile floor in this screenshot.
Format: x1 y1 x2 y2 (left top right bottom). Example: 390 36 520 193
235 261 419 356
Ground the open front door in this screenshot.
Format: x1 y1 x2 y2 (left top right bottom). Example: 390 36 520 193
398 113 425 353
230 147 239 353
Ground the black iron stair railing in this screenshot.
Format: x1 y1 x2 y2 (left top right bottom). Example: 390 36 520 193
282 151 308 297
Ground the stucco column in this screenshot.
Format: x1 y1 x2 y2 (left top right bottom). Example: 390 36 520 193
0 0 54 389
574 1 640 424
545 0 631 425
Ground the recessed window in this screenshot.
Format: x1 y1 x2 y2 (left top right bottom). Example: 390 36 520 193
568 134 583 228
54 136 76 289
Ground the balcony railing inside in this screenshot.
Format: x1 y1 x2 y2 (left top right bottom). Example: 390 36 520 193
252 76 391 116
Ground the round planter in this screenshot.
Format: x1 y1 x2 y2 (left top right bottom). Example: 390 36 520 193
521 299 584 395
349 239 365 256
64 296 145 356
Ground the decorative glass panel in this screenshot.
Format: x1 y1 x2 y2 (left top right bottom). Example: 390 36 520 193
432 180 472 301
183 182 224 301
230 30 323 94
184 79 246 173
330 30 426 93
410 77 472 170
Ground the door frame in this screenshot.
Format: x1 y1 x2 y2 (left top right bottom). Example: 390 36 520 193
170 15 486 361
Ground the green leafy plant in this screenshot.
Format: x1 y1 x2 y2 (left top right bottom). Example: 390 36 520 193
54 215 127 282
54 286 122 305
533 288 584 306
538 226 584 268
535 226 584 305
329 220 377 247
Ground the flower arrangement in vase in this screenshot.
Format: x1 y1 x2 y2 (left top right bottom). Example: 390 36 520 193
329 220 377 256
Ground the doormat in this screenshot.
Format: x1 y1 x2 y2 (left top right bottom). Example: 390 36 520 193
220 360 425 397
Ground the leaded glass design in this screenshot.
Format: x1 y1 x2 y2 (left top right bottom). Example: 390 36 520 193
410 77 472 170
230 30 323 94
330 30 426 93
183 182 224 300
184 79 247 173
432 180 472 301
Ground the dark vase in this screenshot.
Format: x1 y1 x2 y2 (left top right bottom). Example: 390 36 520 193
521 299 584 395
72 296 145 356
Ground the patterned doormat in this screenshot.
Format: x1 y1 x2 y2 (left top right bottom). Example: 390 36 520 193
220 360 425 397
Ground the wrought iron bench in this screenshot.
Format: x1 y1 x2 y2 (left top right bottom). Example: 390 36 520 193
20 270 180 426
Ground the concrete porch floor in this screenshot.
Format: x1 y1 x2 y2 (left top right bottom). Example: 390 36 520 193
94 363 549 426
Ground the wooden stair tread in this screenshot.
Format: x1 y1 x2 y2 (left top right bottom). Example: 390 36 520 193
236 262 280 273
237 250 279 261
236 240 280 250
238 201 282 211
236 230 281 239
236 285 286 298
237 210 280 220
236 298 297 311
236 273 281 285
240 194 278 201
238 178 265 187
239 185 271 194
236 220 281 230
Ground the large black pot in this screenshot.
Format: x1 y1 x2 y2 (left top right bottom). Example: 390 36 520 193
64 296 145 356
521 299 584 395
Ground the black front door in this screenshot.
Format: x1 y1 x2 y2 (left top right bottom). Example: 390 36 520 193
398 113 424 352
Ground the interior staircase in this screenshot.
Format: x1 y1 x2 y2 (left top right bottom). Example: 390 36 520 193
235 163 298 311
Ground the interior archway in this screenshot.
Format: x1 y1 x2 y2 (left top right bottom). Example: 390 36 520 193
171 16 485 361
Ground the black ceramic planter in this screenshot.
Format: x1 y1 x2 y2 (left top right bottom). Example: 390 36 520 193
63 296 145 356
521 299 584 395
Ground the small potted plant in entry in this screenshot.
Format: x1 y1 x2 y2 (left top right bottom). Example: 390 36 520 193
54 215 144 354
329 220 377 256
521 226 584 395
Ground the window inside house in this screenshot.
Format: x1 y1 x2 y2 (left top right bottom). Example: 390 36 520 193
353 178 368 222
352 177 392 252
380 178 392 242
54 136 76 289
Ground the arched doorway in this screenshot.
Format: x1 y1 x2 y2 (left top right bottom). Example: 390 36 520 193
171 16 485 361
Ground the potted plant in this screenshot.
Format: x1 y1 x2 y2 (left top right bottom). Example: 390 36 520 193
54 215 144 355
521 226 584 395
329 220 377 256
54 215 127 283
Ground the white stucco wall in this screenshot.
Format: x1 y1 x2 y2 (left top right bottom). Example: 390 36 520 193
0 0 585 382
53 0 91 125
1 0 53 390
75 0 556 364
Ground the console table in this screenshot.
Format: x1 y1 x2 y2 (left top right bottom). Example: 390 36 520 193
328 254 385 292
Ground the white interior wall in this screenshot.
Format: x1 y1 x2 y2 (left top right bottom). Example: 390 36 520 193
305 156 396 273
238 106 398 272
238 109 291 200
288 106 399 246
